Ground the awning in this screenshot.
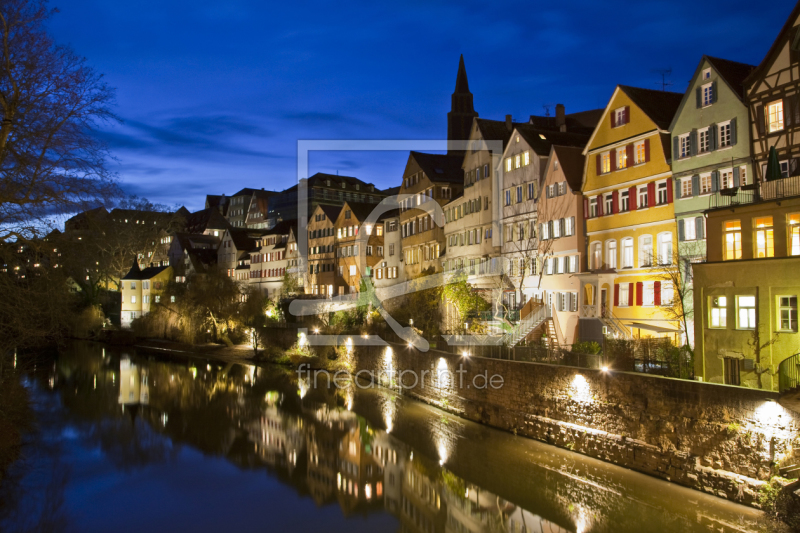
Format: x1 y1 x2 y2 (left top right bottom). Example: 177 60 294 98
625 322 680 334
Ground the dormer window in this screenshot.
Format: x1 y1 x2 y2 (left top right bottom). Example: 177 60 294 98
702 68 711 80
612 106 629 127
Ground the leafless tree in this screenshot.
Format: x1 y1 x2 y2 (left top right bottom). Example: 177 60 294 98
0 0 120 243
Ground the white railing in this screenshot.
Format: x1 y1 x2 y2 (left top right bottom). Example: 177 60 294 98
504 303 551 347
581 304 597 318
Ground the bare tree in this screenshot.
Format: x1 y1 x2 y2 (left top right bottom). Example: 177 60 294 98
0 0 119 243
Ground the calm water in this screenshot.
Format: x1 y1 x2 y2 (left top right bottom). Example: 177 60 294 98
0 341 785 533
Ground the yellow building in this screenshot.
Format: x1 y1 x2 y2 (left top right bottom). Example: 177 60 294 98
580 86 684 342
120 261 173 328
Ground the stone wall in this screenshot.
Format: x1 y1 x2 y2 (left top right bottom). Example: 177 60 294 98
349 343 800 508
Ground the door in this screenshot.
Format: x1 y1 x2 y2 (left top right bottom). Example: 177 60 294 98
600 288 608 317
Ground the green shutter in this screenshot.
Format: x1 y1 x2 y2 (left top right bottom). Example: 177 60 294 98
730 118 737 145
696 217 705 239
695 87 702 108
678 219 685 241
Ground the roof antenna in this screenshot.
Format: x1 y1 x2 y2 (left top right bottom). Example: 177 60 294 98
542 104 553 117
652 68 673 91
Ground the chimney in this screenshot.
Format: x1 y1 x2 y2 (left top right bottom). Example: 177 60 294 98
556 104 566 132
505 114 512 132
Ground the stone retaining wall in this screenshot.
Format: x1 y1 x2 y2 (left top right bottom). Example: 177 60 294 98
349 343 800 508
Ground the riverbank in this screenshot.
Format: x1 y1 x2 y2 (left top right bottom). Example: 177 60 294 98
0 370 31 486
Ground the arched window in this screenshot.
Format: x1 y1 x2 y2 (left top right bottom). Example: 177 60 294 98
606 240 617 269
657 232 673 265
639 234 653 267
591 242 602 270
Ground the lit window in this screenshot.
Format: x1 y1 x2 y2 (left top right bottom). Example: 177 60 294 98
661 281 673 306
789 213 800 256
619 284 629 307
700 174 712 194
720 169 734 189
591 242 602 269
349 265 356 276
778 296 798 331
606 240 617 269
658 233 673 265
523 151 530 166
635 141 646 164
640 235 653 267
514 154 521 169
754 217 774 258
681 178 692 197
737 296 756 329
505 158 512 172
767 100 784 133
724 220 741 260
131 295 137 304
617 147 627 169
622 238 634 268
710 296 727 328
739 166 748 186
642 282 655 306
601 152 611 173
684 217 696 241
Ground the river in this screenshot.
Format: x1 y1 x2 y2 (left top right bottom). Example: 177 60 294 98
0 341 787 533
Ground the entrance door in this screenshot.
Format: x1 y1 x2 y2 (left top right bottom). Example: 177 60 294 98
600 288 608 317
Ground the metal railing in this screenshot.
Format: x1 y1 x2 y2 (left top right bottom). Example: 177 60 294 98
710 175 800 209
778 352 800 393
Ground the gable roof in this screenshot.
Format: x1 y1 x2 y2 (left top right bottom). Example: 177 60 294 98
705 56 756 100
226 228 261 251
314 204 342 223
618 86 684 131
513 125 591 157
122 263 170 281
409 151 464 184
745 1 800 88
528 109 604 134
184 207 231 234
551 145 585 192
474 118 526 148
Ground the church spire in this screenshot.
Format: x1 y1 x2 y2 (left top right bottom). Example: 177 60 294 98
447 55 478 154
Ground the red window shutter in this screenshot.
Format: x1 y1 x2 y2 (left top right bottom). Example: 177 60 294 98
644 138 650 162
612 190 619 214
596 154 602 175
614 284 620 306
647 182 656 206
583 198 589 218
654 281 661 306
596 194 603 216
626 143 634 166
609 150 616 171
635 282 643 306
628 283 634 306
666 178 673 203
629 186 637 210
610 111 616 128
624 106 630 124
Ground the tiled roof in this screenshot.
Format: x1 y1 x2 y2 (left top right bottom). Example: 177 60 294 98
551 145 585 192
618 86 684 131
409 152 464 184
474 118 526 148
514 125 591 157
705 56 756 100
122 263 170 280
316 204 342 222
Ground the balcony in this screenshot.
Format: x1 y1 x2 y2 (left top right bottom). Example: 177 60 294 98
710 175 800 209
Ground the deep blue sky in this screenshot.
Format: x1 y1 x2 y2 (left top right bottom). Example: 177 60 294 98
47 0 793 211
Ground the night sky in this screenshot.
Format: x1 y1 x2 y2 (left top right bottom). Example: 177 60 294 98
47 0 793 211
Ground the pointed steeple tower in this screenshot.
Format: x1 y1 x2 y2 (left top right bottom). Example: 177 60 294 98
447 55 478 154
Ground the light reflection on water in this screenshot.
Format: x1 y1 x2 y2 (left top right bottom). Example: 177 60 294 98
0 341 786 533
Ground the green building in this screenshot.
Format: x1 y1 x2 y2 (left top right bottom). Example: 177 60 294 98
668 55 755 346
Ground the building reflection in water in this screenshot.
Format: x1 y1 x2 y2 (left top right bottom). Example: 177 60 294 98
35 342 771 533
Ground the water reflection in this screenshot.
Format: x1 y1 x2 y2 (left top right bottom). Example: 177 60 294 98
3 341 785 533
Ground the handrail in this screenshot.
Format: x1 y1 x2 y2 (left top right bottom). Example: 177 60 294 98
778 352 800 394
550 302 564 346
503 303 551 346
603 309 631 339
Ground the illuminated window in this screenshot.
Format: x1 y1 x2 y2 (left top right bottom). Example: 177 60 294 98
591 242 602 269
778 296 798 331
642 281 655 306
640 235 653 267
710 296 727 328
681 178 692 198
622 238 633 268
617 147 627 169
601 152 611 173
514 154 521 169
376 225 383 236
720 169 734 189
700 174 712 194
767 100 784 133
606 240 617 269
754 217 774 258
684 217 697 241
523 151 530 166
739 166 748 186
737 295 756 329
789 213 800 256
619 284 629 307
658 232 673 265
635 140 646 164
724 220 741 260
505 158 512 172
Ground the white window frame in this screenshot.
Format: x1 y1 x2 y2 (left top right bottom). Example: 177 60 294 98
698 127 710 153
679 134 690 158
619 284 629 307
700 173 712 195
639 234 653 267
736 295 756 330
606 240 617 269
657 232 673 265
680 177 692 198
656 180 668 205
710 296 727 328
778 296 798 332
684 217 697 241
621 238 634 268
767 100 784 133
702 82 713 107
718 120 731 148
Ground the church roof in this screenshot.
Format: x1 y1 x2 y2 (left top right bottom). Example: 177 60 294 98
454 54 471 94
